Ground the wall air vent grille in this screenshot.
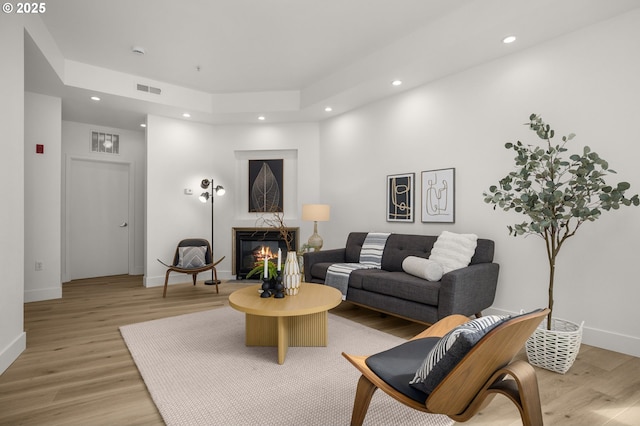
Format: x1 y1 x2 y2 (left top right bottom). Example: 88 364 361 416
136 83 161 95
91 131 119 154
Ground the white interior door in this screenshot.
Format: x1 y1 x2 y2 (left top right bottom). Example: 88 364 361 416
68 159 130 280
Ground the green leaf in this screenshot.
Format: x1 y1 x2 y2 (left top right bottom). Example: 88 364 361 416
246 260 277 280
617 182 631 191
485 114 639 249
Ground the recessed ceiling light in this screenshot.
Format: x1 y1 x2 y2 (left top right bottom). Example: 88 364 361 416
391 80 403 86
90 96 101 101
324 106 333 112
502 35 517 44
182 113 191 118
140 123 147 128
258 115 266 121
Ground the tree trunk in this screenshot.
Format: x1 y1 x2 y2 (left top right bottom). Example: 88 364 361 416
547 256 555 330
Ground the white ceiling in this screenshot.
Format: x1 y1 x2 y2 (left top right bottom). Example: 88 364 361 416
25 0 640 131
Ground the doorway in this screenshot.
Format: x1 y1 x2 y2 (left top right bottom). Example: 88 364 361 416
66 158 131 280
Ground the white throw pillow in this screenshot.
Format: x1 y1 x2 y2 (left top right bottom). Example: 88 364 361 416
402 256 444 281
428 231 478 274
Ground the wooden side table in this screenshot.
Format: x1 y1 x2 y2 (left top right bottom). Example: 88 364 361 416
228 283 342 364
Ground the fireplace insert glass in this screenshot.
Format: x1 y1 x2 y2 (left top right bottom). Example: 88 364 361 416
234 228 297 279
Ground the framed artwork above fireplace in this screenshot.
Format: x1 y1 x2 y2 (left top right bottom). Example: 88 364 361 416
248 159 284 213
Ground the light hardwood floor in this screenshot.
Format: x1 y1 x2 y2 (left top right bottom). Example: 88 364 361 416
0 275 638 425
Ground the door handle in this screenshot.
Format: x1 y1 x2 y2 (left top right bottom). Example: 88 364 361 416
119 222 128 227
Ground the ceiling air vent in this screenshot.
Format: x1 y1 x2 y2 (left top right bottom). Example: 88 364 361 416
136 83 162 95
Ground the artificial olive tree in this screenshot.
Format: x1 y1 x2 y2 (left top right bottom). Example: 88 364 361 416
484 114 639 329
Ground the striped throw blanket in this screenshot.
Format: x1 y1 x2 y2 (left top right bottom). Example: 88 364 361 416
325 232 390 300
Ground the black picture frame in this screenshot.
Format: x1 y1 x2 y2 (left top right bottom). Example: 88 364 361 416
249 159 284 212
421 168 455 223
386 173 414 222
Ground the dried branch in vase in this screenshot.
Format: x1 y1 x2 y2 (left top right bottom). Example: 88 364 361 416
254 210 294 251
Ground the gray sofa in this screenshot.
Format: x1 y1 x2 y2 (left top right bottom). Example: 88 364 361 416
303 232 499 324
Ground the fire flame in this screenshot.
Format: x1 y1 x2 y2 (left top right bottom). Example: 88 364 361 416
255 246 274 263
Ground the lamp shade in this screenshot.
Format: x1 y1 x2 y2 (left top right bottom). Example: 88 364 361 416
302 204 330 222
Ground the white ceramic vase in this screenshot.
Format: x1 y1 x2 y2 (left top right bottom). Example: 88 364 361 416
283 251 301 296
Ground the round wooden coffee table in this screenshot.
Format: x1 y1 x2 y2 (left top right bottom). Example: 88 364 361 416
229 283 342 364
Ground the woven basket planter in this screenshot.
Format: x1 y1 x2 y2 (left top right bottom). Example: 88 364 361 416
525 318 584 374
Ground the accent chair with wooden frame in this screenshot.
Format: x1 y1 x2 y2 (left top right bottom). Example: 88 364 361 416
158 238 225 298
343 308 549 426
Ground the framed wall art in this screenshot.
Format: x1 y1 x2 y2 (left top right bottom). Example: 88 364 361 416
421 168 455 223
249 159 284 212
386 173 414 222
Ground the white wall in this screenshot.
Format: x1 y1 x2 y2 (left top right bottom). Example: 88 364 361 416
319 10 640 356
0 16 26 374
24 92 62 302
145 116 320 286
61 121 146 280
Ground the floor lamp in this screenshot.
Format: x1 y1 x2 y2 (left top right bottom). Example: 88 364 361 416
200 179 225 285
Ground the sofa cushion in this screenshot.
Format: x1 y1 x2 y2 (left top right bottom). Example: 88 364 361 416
339 232 494 272
347 269 388 290
381 234 438 272
360 271 440 306
402 256 443 281
470 239 494 264
429 231 478 274
344 232 368 263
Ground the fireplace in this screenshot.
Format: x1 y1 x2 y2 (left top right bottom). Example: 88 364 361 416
232 227 299 279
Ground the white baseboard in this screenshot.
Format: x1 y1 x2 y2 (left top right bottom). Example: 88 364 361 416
24 286 62 303
144 270 234 288
485 307 640 358
582 327 640 358
0 332 26 375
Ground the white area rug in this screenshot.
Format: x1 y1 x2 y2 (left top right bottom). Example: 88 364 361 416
120 307 453 426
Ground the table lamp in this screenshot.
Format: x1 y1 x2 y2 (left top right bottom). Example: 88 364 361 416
302 204 330 251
